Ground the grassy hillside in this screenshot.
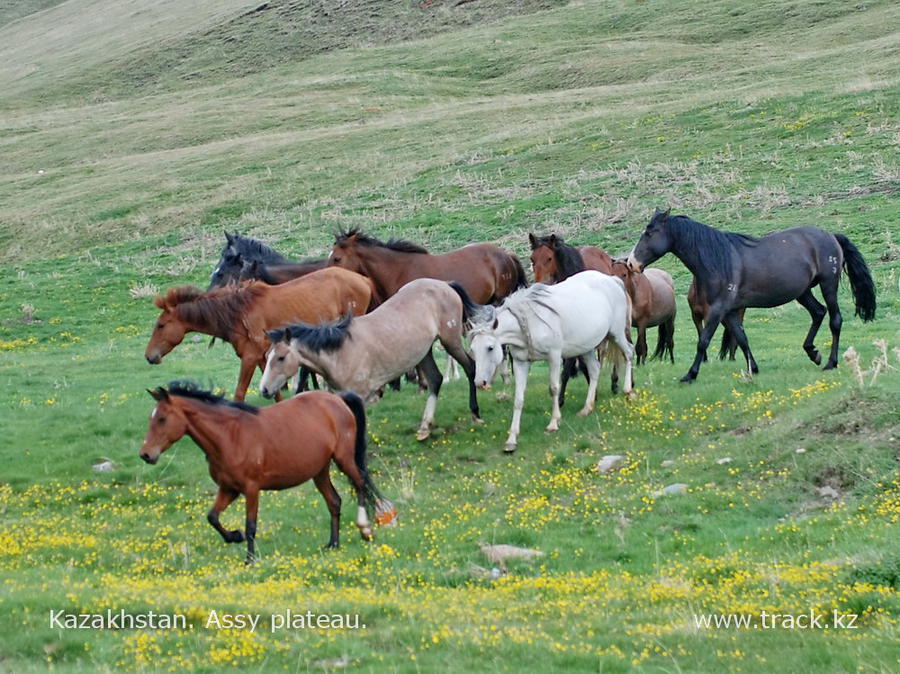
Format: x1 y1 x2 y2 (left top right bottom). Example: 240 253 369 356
0 0 898 671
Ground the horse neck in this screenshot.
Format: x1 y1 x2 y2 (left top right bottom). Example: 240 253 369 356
495 308 530 350
175 293 249 342
177 399 241 470
667 223 710 280
355 246 414 297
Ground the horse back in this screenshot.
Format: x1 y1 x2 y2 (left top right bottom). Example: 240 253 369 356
578 246 614 274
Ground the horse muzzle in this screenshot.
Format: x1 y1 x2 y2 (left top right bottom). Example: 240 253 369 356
145 352 162 365
625 254 644 274
139 451 158 465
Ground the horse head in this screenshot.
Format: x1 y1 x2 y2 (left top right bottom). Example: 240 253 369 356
627 208 672 273
139 387 188 464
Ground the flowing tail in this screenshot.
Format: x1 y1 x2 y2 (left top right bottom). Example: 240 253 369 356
652 316 676 363
834 234 876 322
718 327 738 361
448 281 487 325
337 391 383 512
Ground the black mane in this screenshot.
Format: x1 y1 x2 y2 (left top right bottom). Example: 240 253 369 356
530 234 585 281
229 233 289 265
335 228 429 254
286 314 354 353
663 214 758 278
165 380 259 413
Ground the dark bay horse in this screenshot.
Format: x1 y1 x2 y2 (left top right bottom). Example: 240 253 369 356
140 382 391 563
608 260 676 364
627 209 876 382
528 233 614 282
208 231 291 289
329 229 527 304
145 267 374 400
239 258 328 285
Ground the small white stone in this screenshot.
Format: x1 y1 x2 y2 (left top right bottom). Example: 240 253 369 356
817 485 840 499
661 459 676 468
596 454 626 473
795 448 807 454
653 483 689 497
716 457 733 465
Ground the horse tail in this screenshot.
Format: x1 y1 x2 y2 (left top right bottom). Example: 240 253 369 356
834 233 876 322
337 391 382 510
718 326 738 361
510 254 529 290
652 317 675 362
448 281 481 322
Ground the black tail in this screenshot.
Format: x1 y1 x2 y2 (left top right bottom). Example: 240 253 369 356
510 254 529 290
337 391 382 510
651 317 675 363
448 281 481 322
718 326 739 361
835 233 876 322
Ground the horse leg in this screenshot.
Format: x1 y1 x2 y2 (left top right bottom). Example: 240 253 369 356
723 309 758 375
504 358 531 453
611 329 635 396
234 357 257 401
635 323 648 366
558 357 577 409
819 278 843 370
243 486 260 565
441 338 483 424
546 351 564 433
577 349 602 417
207 487 244 543
796 288 827 366
445 352 460 381
415 349 443 441
683 306 725 382
331 454 374 541
313 466 342 549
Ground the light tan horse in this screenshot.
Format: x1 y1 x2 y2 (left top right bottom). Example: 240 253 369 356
608 261 677 364
145 267 374 401
260 279 482 441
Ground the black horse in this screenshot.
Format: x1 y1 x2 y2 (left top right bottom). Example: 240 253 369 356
239 258 329 285
627 209 876 382
208 232 291 289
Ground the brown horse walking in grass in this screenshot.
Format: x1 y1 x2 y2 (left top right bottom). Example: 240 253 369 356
608 261 677 365
329 229 527 304
140 382 391 563
145 267 374 401
528 233 614 282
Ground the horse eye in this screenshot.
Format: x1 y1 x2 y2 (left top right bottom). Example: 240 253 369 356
487 345 494 352
156 322 163 329
157 416 166 423
277 356 285 362
333 256 342 263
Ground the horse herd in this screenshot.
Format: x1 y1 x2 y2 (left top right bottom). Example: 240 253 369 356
138 209 877 561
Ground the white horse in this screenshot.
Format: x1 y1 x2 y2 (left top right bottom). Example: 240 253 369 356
467 270 634 453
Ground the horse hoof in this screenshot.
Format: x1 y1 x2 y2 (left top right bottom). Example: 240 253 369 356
472 415 485 426
679 374 696 384
415 428 431 442
626 390 638 401
823 362 837 371
323 541 339 550
244 556 256 566
812 352 822 365
503 443 517 454
576 407 592 417
544 425 559 434
227 530 245 543
359 526 374 541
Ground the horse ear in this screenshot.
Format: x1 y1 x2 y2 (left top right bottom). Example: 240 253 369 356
153 294 167 309
662 208 671 219
528 233 537 247
492 317 499 330
548 234 558 247
224 231 234 244
147 387 168 401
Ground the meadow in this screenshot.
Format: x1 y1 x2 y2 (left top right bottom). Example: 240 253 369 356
1 0 899 671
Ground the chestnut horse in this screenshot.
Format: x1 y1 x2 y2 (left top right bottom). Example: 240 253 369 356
608 260 677 365
528 233 614 282
688 278 743 361
140 382 391 563
145 267 374 401
329 229 527 305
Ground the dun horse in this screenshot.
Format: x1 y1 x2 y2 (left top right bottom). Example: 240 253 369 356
608 260 677 364
260 279 482 441
139 382 391 563
627 209 876 381
145 267 374 400
466 271 634 453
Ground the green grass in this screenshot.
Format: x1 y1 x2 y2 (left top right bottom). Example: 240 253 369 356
1 0 899 671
